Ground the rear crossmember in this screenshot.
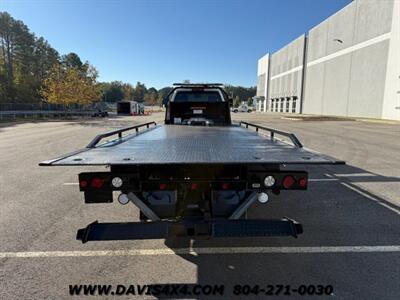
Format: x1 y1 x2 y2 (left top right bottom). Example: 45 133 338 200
76 218 303 243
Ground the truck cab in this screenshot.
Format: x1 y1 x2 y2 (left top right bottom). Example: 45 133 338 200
164 83 232 126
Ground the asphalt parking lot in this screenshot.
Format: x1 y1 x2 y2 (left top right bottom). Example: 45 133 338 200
0 112 399 299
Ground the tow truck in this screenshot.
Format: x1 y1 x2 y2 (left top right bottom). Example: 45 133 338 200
40 83 344 243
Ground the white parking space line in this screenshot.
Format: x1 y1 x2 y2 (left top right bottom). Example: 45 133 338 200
323 174 400 215
340 182 400 215
334 173 375 177
308 179 339 182
63 183 79 186
1 246 399 258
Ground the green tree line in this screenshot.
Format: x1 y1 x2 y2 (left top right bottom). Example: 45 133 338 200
1 12 255 107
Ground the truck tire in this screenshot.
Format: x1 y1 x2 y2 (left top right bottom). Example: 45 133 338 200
247 109 252 113
233 109 238 113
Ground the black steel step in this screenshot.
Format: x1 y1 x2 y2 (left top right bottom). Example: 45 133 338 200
76 218 303 243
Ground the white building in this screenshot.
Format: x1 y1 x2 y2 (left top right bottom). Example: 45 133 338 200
255 53 269 112
256 0 400 120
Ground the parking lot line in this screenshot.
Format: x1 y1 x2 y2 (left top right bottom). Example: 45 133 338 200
1 246 399 258
340 182 400 215
308 178 339 182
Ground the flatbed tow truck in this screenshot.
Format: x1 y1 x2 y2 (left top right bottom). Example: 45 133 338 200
40 83 344 243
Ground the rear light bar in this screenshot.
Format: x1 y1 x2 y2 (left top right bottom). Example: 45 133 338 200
78 172 139 191
248 171 308 190
78 171 308 194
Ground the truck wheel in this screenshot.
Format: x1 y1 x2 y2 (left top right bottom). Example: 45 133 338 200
247 109 252 113
233 109 238 113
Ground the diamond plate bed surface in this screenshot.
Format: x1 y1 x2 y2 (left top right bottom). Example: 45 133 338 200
40 125 343 166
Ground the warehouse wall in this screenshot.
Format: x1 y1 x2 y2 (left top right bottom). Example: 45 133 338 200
303 0 395 118
382 0 400 120
268 34 305 114
256 54 269 112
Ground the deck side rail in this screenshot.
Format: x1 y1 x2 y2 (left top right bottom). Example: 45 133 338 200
239 121 303 148
86 121 157 148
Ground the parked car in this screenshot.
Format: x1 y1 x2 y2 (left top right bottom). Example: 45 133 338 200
91 109 109 117
232 104 253 113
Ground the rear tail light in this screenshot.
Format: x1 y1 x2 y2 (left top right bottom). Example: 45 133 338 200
91 177 104 188
191 183 199 190
222 183 230 190
79 180 88 188
282 176 295 189
298 177 307 187
159 183 167 190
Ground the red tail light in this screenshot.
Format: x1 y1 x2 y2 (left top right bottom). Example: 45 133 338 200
159 183 167 190
191 183 199 190
282 176 295 189
91 177 104 188
79 180 88 188
298 177 307 187
222 183 230 190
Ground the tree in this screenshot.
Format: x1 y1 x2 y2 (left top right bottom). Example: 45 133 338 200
61 52 83 70
33 37 59 82
99 81 124 102
247 97 253 107
233 96 241 108
0 12 36 101
156 86 173 106
144 87 158 107
122 83 134 100
224 85 256 104
133 81 146 101
0 12 60 103
40 63 100 105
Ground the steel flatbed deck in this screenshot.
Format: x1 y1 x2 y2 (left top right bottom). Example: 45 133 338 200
40 84 346 243
40 122 344 166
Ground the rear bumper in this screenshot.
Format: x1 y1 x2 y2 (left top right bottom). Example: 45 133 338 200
76 218 303 243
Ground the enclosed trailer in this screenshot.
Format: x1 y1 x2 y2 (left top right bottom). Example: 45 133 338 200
117 101 144 115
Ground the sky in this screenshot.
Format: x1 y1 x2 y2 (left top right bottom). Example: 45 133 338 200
1 0 352 89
